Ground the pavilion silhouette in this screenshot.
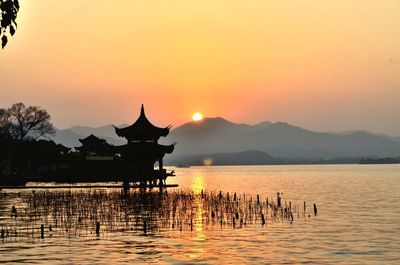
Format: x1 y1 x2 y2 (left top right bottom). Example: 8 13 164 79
112 104 175 186
0 105 177 188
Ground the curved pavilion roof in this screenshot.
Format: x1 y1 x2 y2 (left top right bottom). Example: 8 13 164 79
76 134 113 154
78 134 107 145
114 105 171 141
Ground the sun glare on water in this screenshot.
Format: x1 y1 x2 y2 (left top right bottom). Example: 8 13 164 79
192 112 203 121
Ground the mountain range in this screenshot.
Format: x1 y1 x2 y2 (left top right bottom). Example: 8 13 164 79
52 117 400 162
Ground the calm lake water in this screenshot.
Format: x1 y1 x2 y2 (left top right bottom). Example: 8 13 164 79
1 164 399 264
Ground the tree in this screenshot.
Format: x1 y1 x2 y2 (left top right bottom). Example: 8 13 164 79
0 0 20 48
1 103 55 140
0 108 11 137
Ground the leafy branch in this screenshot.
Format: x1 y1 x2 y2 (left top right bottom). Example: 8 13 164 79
0 0 20 48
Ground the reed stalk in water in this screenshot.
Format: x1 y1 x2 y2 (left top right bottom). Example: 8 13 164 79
0 189 317 241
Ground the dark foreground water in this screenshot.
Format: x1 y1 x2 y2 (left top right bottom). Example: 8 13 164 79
0 165 399 264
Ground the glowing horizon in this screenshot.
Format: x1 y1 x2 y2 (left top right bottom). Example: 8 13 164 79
1 1 399 135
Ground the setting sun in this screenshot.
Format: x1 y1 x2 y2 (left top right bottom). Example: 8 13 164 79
192 112 203 121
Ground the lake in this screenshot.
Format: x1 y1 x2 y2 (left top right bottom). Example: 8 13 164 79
1 164 399 264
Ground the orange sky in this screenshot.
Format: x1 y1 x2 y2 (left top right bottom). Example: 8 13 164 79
1 1 399 134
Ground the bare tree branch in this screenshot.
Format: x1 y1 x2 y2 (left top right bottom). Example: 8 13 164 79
2 103 55 140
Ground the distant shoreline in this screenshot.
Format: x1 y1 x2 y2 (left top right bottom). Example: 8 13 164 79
165 161 400 167
165 151 400 167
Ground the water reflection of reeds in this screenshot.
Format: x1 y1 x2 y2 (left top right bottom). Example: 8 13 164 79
0 189 316 241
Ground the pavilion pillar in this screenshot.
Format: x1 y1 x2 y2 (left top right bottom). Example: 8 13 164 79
158 157 164 185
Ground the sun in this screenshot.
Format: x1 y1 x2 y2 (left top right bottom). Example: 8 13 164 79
192 112 203 121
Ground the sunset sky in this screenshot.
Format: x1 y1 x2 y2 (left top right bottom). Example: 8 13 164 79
1 1 399 135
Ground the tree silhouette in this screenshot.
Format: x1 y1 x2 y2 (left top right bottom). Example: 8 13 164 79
0 0 20 48
1 103 55 140
0 108 12 138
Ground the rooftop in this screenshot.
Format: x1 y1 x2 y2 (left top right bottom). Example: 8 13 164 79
114 105 171 141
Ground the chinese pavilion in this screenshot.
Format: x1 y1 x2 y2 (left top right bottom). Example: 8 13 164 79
114 105 175 186
0 105 177 188
75 134 114 156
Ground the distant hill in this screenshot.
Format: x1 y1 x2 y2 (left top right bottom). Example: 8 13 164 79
52 128 84 148
52 125 125 148
165 117 400 159
67 125 116 139
385 135 400 144
165 150 280 166
164 150 363 166
54 118 400 159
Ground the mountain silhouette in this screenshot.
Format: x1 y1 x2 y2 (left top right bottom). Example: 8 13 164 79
52 128 84 148
166 118 400 159
53 118 400 159
165 150 280 166
53 125 125 148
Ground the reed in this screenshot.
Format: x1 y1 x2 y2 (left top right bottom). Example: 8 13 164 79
0 189 317 241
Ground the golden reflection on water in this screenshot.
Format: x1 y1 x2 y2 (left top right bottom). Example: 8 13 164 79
189 174 206 260
191 174 205 194
3 165 399 264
